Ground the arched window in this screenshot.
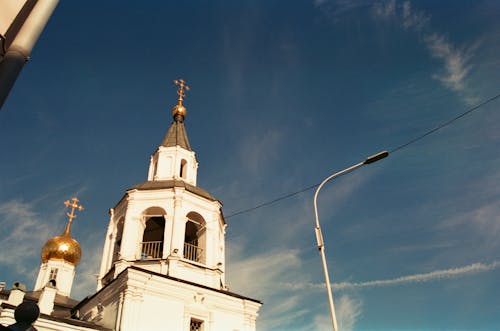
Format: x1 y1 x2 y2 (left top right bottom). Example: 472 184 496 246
153 159 159 178
183 212 206 263
140 207 166 260
180 159 188 179
112 217 124 262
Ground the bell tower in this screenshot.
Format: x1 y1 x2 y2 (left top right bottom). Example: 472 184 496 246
97 80 226 290
78 80 260 331
147 79 198 185
34 197 83 297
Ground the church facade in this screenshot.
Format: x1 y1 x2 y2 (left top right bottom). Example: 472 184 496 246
0 80 261 331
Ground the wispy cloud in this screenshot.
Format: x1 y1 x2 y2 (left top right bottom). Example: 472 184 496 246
71 237 103 299
437 199 500 254
227 247 302 298
226 247 310 330
0 200 52 276
223 166 382 330
373 0 395 18
372 0 429 30
313 313 331 331
371 0 479 103
401 1 429 30
282 260 500 291
313 0 370 19
319 0 478 101
335 261 500 290
0 191 91 293
313 295 362 331
239 128 286 176
424 34 478 94
337 295 363 331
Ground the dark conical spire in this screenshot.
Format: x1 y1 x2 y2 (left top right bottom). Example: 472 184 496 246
160 79 192 150
161 120 192 150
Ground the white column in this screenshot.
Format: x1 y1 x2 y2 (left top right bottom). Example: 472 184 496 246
170 197 185 256
118 288 142 331
121 215 143 260
38 285 57 315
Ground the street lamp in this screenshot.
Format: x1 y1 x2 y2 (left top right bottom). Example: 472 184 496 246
313 150 388 331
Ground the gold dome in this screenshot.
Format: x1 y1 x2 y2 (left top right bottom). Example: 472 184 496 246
41 233 81 265
41 197 83 265
171 79 189 121
172 104 187 118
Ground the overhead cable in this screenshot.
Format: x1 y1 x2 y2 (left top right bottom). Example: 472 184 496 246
225 92 500 219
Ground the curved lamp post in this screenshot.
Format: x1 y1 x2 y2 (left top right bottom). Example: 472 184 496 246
313 150 388 331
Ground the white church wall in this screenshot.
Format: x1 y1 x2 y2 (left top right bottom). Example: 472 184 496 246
80 267 260 331
135 293 184 331
151 146 198 184
78 277 124 330
34 259 76 297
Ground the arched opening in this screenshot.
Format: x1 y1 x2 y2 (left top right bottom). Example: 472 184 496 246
153 159 159 178
180 159 188 179
112 217 124 262
140 207 166 260
183 212 206 263
49 268 58 283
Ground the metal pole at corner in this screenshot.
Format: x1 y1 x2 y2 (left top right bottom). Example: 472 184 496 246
0 0 59 110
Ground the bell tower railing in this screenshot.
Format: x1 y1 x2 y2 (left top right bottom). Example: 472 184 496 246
140 241 163 259
183 242 203 263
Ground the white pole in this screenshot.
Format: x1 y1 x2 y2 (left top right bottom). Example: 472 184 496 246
313 161 364 331
0 0 59 109
313 151 388 331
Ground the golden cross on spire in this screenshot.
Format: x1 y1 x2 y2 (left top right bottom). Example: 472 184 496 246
64 197 84 224
174 79 190 105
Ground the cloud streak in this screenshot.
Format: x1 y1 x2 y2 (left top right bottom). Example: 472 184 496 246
227 248 302 298
316 0 479 102
424 33 478 93
372 0 478 103
337 295 362 331
71 238 103 299
401 1 429 30
0 192 93 295
283 260 500 291
313 295 362 331
0 200 52 276
334 261 500 290
227 247 317 330
313 0 370 19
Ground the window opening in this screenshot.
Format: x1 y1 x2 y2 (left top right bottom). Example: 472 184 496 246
112 218 124 262
49 268 58 281
184 223 207 264
190 319 203 331
180 159 187 179
154 160 159 177
184 221 200 262
141 216 165 259
183 212 206 263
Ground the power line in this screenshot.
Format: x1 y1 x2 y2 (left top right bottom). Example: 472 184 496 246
389 92 500 154
225 92 500 220
225 183 320 219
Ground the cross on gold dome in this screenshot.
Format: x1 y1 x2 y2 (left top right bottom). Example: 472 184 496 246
171 79 190 120
174 79 190 105
41 197 83 264
64 197 83 225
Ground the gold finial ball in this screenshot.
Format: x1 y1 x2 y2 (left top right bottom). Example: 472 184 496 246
41 233 81 265
172 104 187 118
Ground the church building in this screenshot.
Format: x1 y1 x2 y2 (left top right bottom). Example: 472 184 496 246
0 80 261 331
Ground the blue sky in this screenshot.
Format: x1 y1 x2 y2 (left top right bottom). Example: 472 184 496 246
1 1 500 330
